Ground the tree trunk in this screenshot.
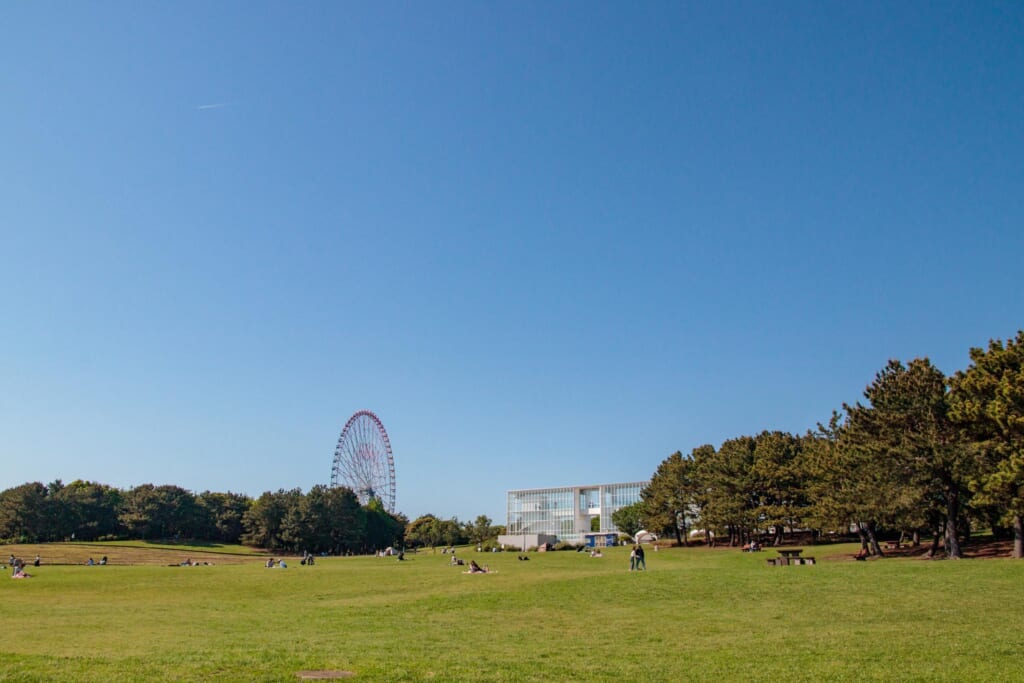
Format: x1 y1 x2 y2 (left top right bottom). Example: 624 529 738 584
944 489 963 559
673 521 684 547
912 530 920 547
866 521 884 557
856 522 869 551
959 516 972 544
1014 514 1023 560
926 526 941 558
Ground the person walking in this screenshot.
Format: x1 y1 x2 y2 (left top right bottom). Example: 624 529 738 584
635 544 646 571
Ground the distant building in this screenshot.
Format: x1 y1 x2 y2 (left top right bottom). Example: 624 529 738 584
498 481 647 548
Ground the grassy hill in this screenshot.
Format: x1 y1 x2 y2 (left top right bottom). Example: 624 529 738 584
2 540 270 566
1 541 1022 681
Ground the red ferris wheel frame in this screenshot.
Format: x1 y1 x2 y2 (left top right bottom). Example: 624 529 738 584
330 409 397 513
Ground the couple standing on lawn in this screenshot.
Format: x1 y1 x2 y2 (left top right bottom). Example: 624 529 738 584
629 544 646 571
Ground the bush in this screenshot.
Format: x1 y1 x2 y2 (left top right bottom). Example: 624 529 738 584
479 540 506 552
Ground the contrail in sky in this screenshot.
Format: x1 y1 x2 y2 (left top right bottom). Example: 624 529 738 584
195 103 229 110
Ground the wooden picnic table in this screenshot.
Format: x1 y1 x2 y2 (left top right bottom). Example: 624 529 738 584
777 549 803 564
770 548 815 566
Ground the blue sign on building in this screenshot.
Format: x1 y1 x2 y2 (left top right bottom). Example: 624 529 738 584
584 533 618 548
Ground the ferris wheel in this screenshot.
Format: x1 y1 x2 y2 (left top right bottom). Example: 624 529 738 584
330 410 396 513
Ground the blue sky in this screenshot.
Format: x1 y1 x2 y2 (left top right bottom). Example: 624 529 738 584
2 3 1022 524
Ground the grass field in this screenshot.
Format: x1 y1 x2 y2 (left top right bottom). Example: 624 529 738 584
3 540 267 566
1 542 1022 682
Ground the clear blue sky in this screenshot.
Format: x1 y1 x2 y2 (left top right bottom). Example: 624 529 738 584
2 3 1022 524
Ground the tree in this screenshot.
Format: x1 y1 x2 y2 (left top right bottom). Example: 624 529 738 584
241 489 302 550
405 514 442 549
300 485 365 553
437 518 464 547
750 431 809 545
0 482 50 542
52 480 123 541
466 515 496 545
803 414 922 556
641 450 701 545
698 438 757 546
950 331 1024 558
611 501 644 538
119 484 201 540
196 491 251 543
364 498 405 551
845 359 973 559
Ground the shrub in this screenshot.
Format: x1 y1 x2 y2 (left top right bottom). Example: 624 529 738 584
479 540 507 552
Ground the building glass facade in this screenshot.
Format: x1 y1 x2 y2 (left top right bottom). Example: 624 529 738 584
506 481 648 544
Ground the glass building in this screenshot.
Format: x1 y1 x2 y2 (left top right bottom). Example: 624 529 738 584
504 481 647 544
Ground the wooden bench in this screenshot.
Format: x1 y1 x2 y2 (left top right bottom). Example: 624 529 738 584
767 556 815 566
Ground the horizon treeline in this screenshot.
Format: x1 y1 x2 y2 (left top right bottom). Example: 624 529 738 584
639 331 1024 559
0 481 409 554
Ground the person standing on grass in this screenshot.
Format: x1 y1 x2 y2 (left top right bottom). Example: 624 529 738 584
629 545 637 571
635 544 646 571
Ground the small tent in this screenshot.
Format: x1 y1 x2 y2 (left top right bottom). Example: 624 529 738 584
634 530 657 544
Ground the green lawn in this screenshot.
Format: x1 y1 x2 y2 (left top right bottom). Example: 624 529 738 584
1 543 1022 681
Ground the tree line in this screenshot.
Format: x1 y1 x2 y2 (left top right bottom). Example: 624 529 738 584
637 331 1024 559
0 481 409 555
0 477 508 555
403 513 505 549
